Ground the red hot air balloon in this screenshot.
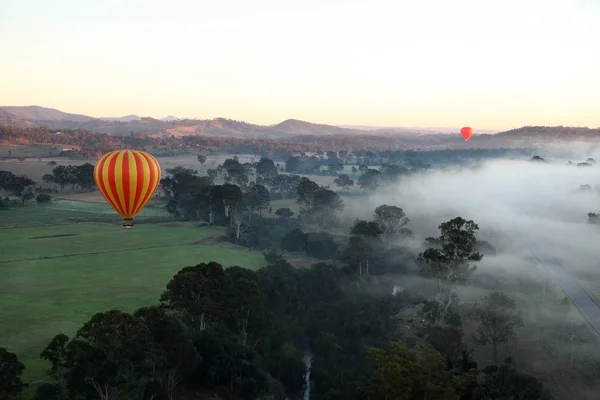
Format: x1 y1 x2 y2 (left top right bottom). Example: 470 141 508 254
93 150 161 228
460 127 473 141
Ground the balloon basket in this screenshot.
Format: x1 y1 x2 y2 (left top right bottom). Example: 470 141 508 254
122 221 135 229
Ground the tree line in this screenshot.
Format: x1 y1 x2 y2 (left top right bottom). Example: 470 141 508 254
0 163 96 208
1 125 537 162
41 163 95 191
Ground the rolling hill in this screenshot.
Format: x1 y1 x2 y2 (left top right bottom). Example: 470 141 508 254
101 115 142 122
3 106 597 144
497 126 600 138
0 106 97 122
0 106 375 138
272 119 360 136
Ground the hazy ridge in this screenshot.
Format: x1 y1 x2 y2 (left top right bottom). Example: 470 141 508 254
0 106 460 138
2 106 600 145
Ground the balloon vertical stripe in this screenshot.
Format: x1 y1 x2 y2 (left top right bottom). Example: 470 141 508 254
131 151 147 212
93 149 162 225
133 152 160 216
127 151 138 213
120 151 131 214
107 152 125 215
101 152 124 215
113 151 127 215
93 154 113 212
132 152 152 216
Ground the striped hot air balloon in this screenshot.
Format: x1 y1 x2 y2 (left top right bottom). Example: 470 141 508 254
93 150 161 228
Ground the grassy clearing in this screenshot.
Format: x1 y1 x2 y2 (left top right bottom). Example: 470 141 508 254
0 199 170 227
0 205 266 388
0 157 89 181
53 191 112 203
0 144 55 158
0 223 220 262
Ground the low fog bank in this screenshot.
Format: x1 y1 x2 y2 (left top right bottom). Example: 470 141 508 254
528 141 600 163
369 158 600 276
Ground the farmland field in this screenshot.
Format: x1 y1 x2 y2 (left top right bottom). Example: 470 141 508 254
0 143 56 158
0 200 266 389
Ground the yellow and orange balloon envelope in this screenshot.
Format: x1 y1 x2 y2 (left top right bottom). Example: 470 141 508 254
460 127 473 141
93 150 161 228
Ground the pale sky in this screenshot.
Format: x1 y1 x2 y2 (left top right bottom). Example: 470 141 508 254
1 0 599 130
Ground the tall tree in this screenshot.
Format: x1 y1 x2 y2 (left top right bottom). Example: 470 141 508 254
160 262 227 332
478 360 553 399
73 163 95 191
374 204 412 248
0 347 25 400
296 178 320 214
245 184 270 217
222 158 249 188
229 205 251 244
134 306 200 400
159 167 199 199
222 267 270 346
0 171 36 204
418 217 482 290
358 169 381 191
51 165 77 190
210 183 243 220
380 163 409 183
358 343 459 400
472 292 524 365
255 157 278 180
346 220 382 277
417 217 482 325
285 156 301 173
269 174 301 199
333 174 354 191
40 333 70 397
296 179 345 226
64 311 154 400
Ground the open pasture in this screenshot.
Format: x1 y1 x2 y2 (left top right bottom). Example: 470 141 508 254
0 203 266 386
0 157 88 182
0 143 56 158
0 198 169 227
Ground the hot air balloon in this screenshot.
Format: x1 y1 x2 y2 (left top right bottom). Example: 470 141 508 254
460 127 473 141
93 150 161 228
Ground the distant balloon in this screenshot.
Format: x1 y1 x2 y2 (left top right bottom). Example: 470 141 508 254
460 127 473 141
93 150 161 228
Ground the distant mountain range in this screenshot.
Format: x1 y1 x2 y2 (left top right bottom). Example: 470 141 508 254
0 105 483 139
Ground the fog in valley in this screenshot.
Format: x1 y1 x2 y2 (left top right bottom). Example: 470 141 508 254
361 153 599 282
348 150 600 398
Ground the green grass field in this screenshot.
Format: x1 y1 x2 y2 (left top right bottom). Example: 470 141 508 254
0 199 170 227
0 201 266 389
0 144 55 158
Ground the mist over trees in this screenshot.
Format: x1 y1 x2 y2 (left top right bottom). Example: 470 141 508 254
5 132 600 399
